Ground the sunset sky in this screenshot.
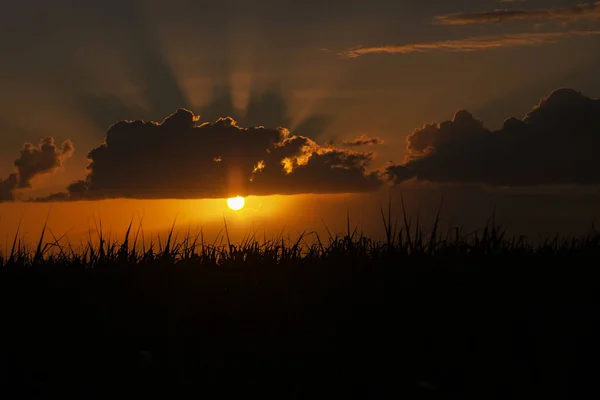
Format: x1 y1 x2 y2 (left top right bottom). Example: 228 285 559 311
1 0 600 242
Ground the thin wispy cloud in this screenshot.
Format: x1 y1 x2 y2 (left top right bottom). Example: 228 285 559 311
342 30 600 58
434 2 600 26
342 135 384 147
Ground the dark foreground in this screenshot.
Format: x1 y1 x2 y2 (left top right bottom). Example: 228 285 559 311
1 230 600 399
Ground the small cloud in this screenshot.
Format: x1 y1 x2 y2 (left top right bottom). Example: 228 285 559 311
342 135 385 147
15 138 74 188
0 138 74 201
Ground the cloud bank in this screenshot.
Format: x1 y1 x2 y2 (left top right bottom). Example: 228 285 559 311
343 31 600 57
44 110 381 201
4 88 600 202
387 88 600 186
0 138 74 200
434 2 600 25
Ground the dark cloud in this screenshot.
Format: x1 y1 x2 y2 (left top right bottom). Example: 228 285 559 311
250 135 381 195
387 88 600 186
342 135 385 147
434 2 600 25
15 138 74 188
0 138 74 201
405 110 487 158
47 109 380 200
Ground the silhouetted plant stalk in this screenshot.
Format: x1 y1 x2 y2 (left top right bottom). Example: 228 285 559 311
1 199 600 267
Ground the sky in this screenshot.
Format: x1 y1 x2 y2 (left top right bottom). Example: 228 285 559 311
1 0 600 243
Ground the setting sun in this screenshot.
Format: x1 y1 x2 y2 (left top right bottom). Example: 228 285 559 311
227 196 245 211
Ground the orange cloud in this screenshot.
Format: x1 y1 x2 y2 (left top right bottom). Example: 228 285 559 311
434 2 600 25
342 30 600 57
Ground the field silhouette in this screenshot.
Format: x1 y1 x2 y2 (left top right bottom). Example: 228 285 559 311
1 206 599 399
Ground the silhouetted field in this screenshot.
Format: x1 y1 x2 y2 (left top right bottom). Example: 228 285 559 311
1 212 600 399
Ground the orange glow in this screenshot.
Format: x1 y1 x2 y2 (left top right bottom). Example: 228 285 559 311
0 192 388 249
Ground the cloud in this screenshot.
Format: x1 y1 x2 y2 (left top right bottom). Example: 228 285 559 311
434 2 600 26
387 88 600 186
0 138 74 201
342 30 600 57
249 136 382 196
342 135 384 147
45 109 381 201
405 110 487 158
15 138 74 188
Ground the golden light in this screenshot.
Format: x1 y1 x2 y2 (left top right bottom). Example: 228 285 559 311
227 196 245 211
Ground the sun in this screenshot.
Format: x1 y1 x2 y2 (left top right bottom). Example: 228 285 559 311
227 196 245 211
